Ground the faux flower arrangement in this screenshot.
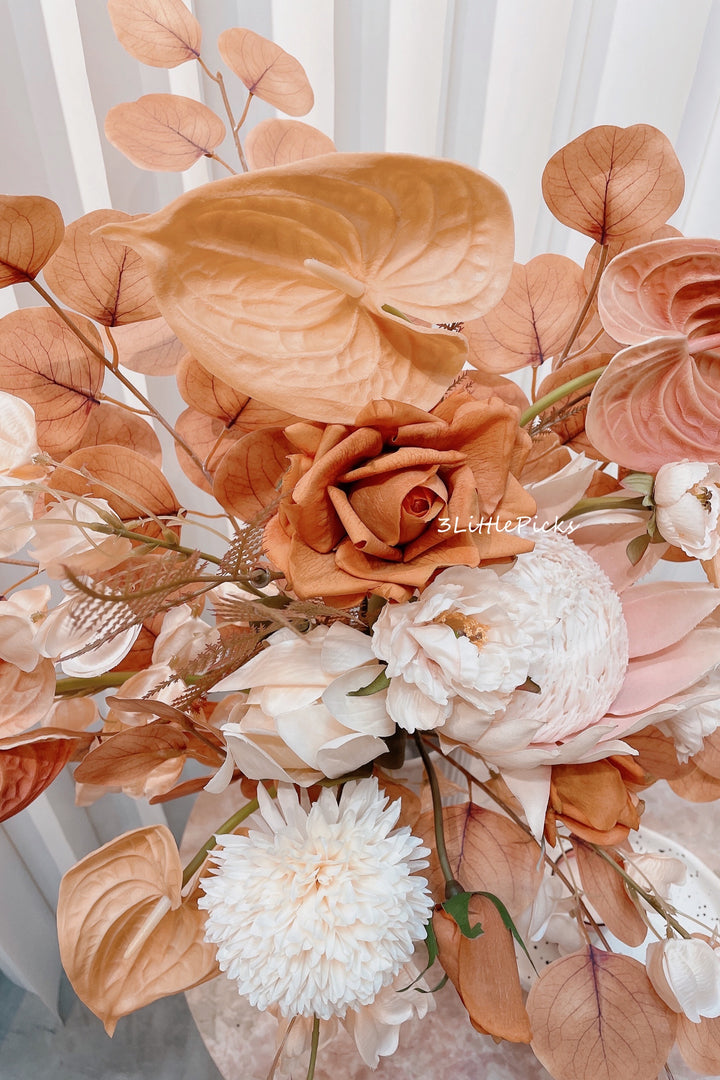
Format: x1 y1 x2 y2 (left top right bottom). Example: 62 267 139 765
2 2 720 1078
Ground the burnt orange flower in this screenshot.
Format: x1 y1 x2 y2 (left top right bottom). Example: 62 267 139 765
263 386 536 605
544 756 649 847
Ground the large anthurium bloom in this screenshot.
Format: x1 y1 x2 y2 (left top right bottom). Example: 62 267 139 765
96 153 514 423
586 237 720 469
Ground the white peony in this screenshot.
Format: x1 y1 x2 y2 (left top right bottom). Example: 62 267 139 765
654 460 720 559
199 780 432 1021
371 531 629 770
370 565 545 734
214 622 394 785
646 937 720 1023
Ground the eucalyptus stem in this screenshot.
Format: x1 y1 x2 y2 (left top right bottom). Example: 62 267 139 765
588 842 692 939
306 1016 320 1080
29 279 214 485
198 57 249 172
208 151 236 175
557 244 609 363
414 733 462 898
519 365 607 427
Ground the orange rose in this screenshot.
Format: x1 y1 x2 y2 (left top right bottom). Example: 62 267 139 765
264 382 536 605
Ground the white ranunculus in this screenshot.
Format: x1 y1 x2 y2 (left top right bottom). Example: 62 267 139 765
654 461 720 559
214 622 394 785
646 937 720 1023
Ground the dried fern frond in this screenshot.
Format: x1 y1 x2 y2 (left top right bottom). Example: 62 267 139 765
169 625 266 709
60 551 208 657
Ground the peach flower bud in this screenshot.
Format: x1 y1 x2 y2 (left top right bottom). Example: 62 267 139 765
646 937 720 1023
654 461 720 559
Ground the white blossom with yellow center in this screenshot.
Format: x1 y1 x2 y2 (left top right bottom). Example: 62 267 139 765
198 779 432 1021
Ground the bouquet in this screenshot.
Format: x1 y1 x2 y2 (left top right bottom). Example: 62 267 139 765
2 2 720 1077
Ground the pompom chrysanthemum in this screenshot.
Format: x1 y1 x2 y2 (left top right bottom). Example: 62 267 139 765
198 779 433 1021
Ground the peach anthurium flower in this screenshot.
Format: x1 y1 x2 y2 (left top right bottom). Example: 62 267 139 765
654 461 720 559
212 622 394 785
96 153 514 423
646 938 720 1023
587 237 720 469
0 586 51 672
263 389 536 605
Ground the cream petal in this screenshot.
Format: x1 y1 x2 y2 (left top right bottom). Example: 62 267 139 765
386 677 450 732
497 766 552 841
204 748 236 794
275 702 348 769
321 621 376 673
224 730 318 785
214 635 326 691
315 732 388 778
60 624 142 677
321 664 394 735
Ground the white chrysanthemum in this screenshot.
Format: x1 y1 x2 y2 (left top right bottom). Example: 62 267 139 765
198 779 432 1021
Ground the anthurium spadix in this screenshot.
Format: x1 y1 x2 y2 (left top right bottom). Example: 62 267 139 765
95 153 514 423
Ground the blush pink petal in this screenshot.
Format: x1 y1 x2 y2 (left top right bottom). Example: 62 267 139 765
609 628 720 716
621 582 720 659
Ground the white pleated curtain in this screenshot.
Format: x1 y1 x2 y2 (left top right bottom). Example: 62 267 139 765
1 0 719 1013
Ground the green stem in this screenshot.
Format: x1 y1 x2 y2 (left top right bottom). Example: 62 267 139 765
306 1016 320 1080
55 671 136 695
519 366 607 427
83 521 225 566
182 789 275 887
413 733 462 898
588 843 692 939
558 494 648 523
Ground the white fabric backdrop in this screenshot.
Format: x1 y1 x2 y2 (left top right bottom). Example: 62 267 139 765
1 0 719 1012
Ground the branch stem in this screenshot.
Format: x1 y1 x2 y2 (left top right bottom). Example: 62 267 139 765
557 244 609 363
414 734 462 898
519 366 607 427
306 1017 320 1080
29 279 214 485
198 58 249 172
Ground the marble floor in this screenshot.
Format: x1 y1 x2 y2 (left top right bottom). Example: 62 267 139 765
0 963 223 1080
